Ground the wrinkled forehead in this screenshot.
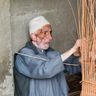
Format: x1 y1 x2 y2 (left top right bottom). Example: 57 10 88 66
35 24 52 34
42 24 52 30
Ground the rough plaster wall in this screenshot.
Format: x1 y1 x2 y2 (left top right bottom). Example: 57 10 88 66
11 0 77 54
0 0 14 96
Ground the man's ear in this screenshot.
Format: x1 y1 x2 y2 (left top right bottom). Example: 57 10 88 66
30 34 37 42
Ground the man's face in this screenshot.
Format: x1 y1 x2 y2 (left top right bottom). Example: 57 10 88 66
33 25 53 50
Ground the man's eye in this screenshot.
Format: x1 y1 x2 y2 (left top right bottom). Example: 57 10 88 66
44 31 48 33
44 32 47 34
50 31 52 34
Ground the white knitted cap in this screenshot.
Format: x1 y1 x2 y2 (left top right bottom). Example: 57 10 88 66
29 16 50 34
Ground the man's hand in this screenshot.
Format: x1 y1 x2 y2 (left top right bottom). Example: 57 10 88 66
61 39 81 62
73 39 81 52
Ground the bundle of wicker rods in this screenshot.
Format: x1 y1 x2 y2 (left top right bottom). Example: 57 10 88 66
77 0 96 96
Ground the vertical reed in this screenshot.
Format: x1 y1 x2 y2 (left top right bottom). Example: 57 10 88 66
77 0 96 95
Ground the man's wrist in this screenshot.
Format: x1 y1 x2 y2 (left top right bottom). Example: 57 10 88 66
71 46 77 53
61 47 76 62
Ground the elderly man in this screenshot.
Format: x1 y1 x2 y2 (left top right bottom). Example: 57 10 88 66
14 16 80 96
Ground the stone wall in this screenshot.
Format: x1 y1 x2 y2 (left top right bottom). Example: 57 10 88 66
0 0 14 96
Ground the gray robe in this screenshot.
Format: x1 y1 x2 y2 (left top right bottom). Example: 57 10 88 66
15 41 68 96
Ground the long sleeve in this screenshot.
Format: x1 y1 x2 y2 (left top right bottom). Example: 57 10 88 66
64 55 81 74
15 48 64 79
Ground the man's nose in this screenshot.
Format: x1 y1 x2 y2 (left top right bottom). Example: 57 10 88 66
48 34 52 41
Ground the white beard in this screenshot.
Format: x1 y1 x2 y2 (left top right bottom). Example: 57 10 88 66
32 41 50 50
38 43 50 50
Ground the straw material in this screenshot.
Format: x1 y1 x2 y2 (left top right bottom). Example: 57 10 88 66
77 0 96 95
